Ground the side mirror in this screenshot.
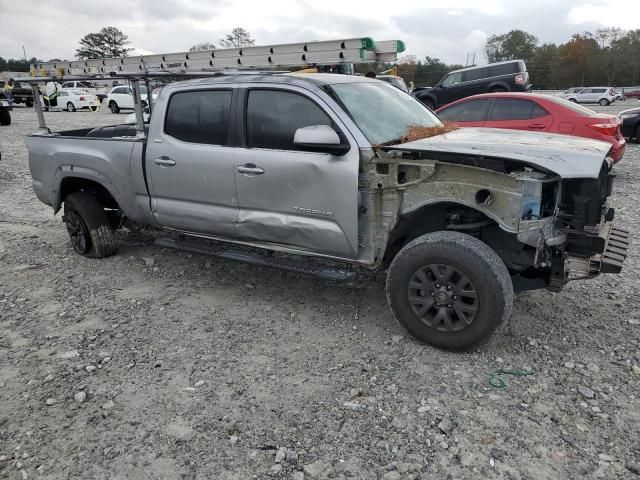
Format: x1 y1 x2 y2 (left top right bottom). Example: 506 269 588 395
293 125 350 155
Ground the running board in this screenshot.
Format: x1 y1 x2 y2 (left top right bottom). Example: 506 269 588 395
155 237 355 282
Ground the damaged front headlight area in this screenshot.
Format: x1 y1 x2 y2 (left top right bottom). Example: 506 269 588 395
514 160 628 290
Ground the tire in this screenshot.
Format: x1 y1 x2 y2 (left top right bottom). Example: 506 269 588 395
490 87 507 93
63 192 117 258
26 100 33 108
386 231 513 351
0 108 10 125
67 102 76 112
109 101 120 114
599 98 610 106
569 98 578 103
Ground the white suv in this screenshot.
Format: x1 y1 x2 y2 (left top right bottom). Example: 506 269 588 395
106 85 157 113
565 87 616 106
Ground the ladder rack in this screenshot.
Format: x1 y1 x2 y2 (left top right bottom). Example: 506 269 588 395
30 37 405 78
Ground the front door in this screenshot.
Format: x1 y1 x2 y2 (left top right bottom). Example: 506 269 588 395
233 87 360 258
146 88 239 237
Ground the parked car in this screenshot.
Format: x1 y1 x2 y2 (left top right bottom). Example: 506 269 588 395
106 85 157 113
614 90 624 101
60 81 107 101
57 89 99 112
0 96 11 125
0 80 33 107
620 107 640 141
413 60 531 109
436 92 626 162
377 75 409 92
623 90 640 100
564 87 616 106
24 73 628 351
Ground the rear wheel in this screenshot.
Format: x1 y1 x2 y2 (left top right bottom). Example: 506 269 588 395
599 98 610 106
109 101 120 114
63 192 117 258
385 231 513 351
67 102 76 112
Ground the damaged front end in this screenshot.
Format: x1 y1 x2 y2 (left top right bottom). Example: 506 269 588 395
520 159 629 290
371 136 628 293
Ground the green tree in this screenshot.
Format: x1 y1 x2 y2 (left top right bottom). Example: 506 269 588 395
556 32 600 86
528 43 559 89
219 28 255 48
76 26 132 59
485 30 539 63
189 42 216 52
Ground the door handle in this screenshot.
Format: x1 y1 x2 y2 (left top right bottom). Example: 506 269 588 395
237 164 265 175
154 157 176 167
528 123 546 129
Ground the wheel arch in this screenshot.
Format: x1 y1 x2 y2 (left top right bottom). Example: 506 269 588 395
383 201 505 267
55 175 121 214
487 81 510 92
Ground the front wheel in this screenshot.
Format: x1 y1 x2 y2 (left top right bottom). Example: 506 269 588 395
386 231 513 351
599 98 610 106
63 192 117 258
109 101 120 114
67 102 76 112
569 98 578 103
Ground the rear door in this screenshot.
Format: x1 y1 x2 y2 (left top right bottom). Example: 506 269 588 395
437 98 492 127
486 98 553 131
233 86 360 258
146 88 239 236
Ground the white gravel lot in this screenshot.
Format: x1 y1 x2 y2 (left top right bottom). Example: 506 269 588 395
1 104 639 480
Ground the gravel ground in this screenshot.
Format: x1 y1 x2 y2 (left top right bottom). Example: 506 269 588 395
1 105 640 480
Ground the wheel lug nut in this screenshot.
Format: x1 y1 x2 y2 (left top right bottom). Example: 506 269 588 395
435 283 440 288
430 292 435 296
447 304 452 308
453 295 458 300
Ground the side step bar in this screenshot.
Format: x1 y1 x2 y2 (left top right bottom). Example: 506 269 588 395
155 237 356 282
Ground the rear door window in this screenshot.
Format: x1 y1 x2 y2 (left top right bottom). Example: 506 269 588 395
246 89 331 150
463 68 485 82
165 90 232 145
438 99 492 122
490 99 549 120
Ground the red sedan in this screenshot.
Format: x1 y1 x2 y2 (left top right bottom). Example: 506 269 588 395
436 92 626 162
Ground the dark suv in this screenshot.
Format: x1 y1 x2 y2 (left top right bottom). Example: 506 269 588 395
413 60 531 109
0 80 34 107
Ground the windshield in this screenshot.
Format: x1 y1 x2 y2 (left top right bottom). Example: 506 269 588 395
329 82 442 145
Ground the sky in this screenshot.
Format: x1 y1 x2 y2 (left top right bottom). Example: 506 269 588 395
0 0 639 66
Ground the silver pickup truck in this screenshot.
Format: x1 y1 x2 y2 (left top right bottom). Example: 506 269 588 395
25 73 628 350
